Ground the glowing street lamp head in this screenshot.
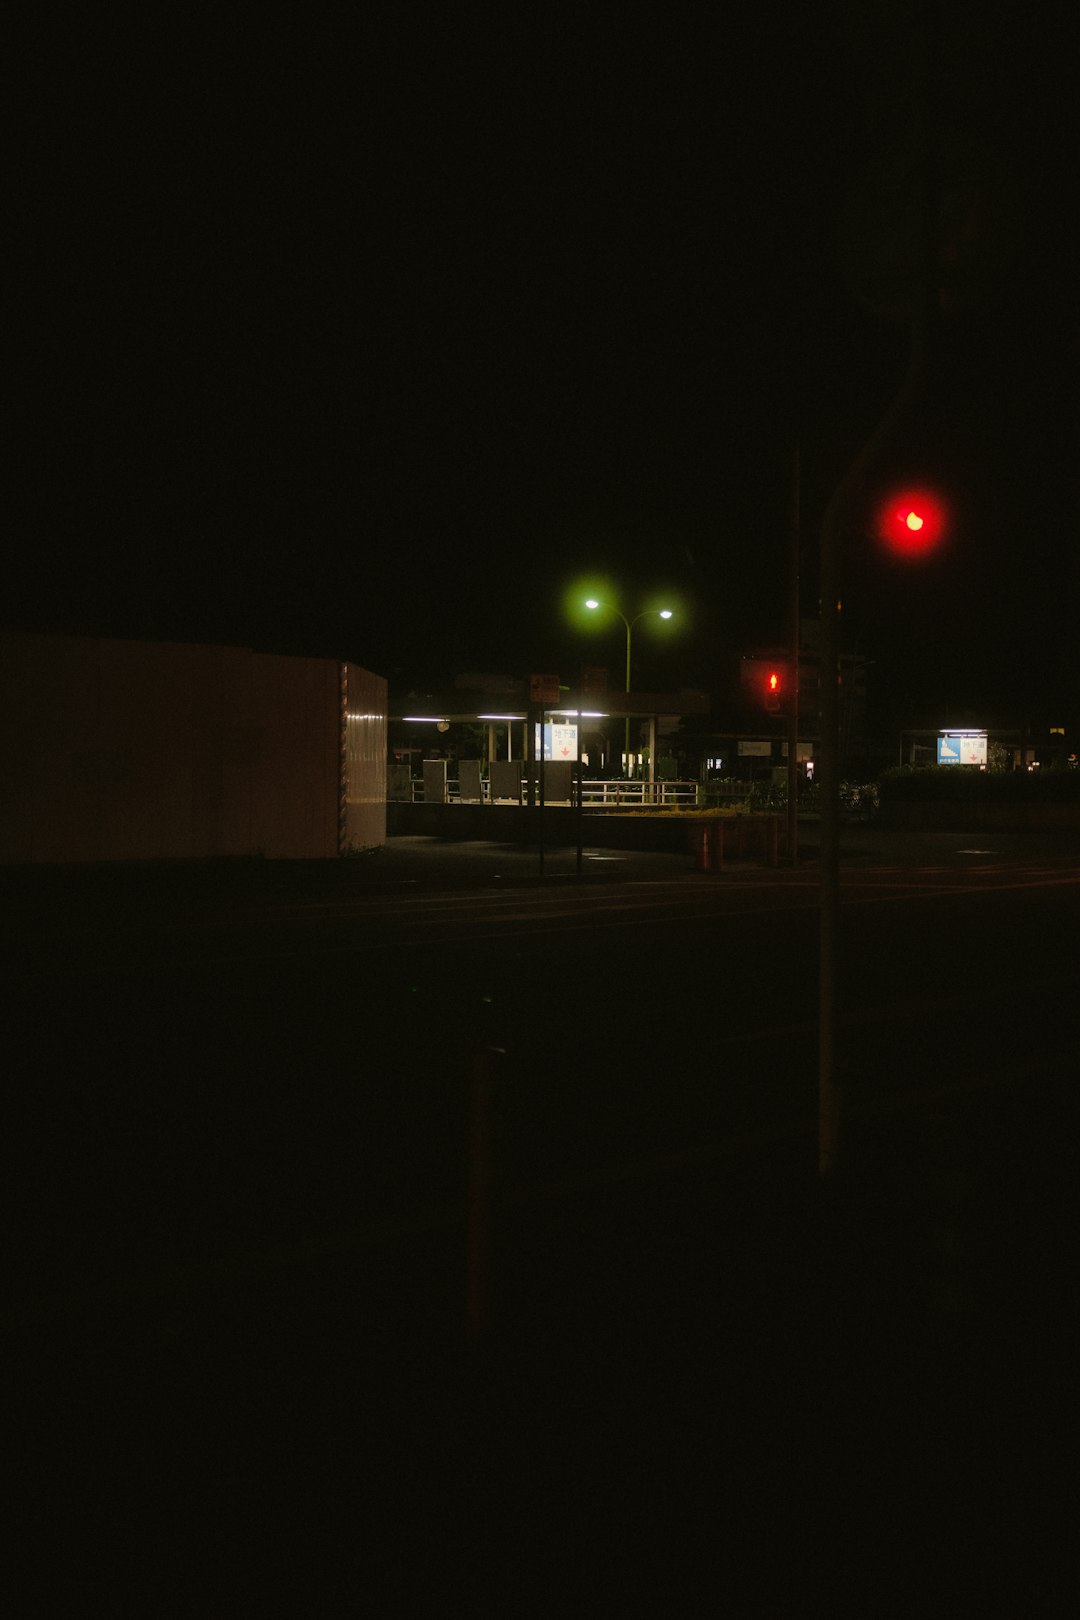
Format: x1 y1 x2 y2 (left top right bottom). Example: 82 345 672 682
659 609 673 620
585 598 600 610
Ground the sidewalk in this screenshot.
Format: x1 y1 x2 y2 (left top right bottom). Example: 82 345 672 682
797 817 1080 865
349 819 1080 884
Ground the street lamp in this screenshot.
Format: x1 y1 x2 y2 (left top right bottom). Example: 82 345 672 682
584 599 673 775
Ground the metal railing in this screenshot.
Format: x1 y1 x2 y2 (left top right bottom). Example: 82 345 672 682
580 779 699 808
407 778 724 808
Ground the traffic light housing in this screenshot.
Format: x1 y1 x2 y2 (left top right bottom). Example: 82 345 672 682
740 657 786 712
876 486 948 557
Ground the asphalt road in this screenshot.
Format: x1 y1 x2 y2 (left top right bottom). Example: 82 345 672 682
8 831 1080 1611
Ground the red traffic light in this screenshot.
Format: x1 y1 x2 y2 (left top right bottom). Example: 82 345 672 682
739 656 785 710
876 486 947 557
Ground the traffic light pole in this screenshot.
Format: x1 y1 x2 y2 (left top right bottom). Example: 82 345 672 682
817 372 924 1175
817 491 842 1175
817 58 938 1174
786 442 801 866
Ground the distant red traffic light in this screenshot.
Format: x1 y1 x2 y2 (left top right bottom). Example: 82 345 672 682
739 656 786 710
876 486 947 557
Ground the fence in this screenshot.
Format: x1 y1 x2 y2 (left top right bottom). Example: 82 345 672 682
409 777 708 807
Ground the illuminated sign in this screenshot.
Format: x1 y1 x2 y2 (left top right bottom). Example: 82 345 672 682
938 731 987 765
534 722 578 760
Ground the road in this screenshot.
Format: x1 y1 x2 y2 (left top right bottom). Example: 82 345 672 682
8 833 1080 1609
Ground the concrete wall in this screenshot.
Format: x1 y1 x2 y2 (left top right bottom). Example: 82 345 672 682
1 632 387 863
387 801 698 850
386 802 785 856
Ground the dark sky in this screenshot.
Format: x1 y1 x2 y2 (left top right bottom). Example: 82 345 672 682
11 4 1079 720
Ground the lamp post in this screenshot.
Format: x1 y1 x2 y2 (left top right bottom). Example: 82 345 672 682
584 600 673 776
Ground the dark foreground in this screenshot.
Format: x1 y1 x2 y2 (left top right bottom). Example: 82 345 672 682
7 836 1079 1613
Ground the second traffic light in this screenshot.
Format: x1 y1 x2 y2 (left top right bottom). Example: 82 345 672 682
740 657 786 712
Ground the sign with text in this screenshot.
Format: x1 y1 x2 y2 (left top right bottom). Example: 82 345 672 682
534 722 578 761
529 673 561 705
938 732 987 765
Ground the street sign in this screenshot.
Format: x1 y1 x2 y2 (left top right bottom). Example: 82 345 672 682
938 732 986 765
529 673 560 705
534 722 578 761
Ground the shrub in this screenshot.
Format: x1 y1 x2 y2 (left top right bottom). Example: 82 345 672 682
743 779 877 816
877 764 1080 803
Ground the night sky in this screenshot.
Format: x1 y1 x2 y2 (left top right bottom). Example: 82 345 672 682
11 5 1079 725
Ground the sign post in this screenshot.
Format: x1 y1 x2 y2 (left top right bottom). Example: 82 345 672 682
528 678 559 877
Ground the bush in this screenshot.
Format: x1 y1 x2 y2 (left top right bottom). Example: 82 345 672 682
877 764 1080 803
742 779 877 816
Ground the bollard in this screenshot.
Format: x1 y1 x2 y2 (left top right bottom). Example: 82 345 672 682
692 819 728 873
693 821 722 872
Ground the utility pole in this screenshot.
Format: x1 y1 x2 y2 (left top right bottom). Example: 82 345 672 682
786 442 801 865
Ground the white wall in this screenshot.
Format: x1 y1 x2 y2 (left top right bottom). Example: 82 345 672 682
0 632 387 863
